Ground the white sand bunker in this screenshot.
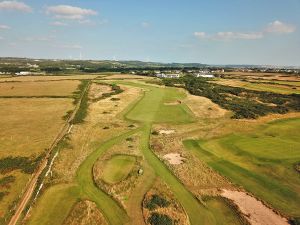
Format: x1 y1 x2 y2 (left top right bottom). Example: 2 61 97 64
159 129 175 135
163 153 185 165
221 189 289 225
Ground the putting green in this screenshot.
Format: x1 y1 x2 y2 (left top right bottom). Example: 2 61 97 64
184 118 300 217
102 155 136 184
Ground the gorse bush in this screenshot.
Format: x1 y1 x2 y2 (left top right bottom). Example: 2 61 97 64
148 213 173 225
163 76 300 119
146 195 170 210
0 155 43 174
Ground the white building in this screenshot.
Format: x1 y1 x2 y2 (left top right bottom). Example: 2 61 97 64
156 73 180 78
195 74 215 78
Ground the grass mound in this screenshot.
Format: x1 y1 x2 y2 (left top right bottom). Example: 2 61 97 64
101 155 136 184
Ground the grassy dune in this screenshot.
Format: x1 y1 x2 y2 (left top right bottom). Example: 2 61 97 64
184 118 300 217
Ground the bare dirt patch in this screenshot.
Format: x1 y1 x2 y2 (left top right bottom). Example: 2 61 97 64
221 189 289 225
163 153 185 165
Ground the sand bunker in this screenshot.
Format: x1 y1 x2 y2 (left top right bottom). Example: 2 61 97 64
163 153 185 165
221 189 289 225
159 129 175 135
164 100 182 106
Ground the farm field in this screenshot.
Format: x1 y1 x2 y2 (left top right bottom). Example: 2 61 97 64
0 80 80 96
2 73 299 225
213 79 300 94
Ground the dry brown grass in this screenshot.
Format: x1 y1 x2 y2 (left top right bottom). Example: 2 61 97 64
0 75 99 82
101 74 152 80
62 200 108 225
0 97 74 221
0 98 73 158
184 93 230 119
142 178 189 225
89 83 112 99
218 72 300 81
0 80 80 96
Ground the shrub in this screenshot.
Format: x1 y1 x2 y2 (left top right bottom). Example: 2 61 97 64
146 195 170 210
0 155 43 174
148 213 173 225
0 175 15 188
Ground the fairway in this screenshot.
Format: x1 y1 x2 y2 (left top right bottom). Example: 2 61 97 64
184 118 300 217
102 155 136 184
119 81 195 123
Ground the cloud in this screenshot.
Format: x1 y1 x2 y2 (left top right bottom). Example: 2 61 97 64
214 32 264 40
194 20 295 41
0 24 10 29
0 1 32 12
0 36 3 40
46 5 97 20
22 36 55 42
194 32 206 38
50 21 68 26
265 20 296 34
194 31 263 40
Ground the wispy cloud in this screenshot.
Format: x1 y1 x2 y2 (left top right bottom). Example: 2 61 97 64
0 1 32 12
22 36 55 42
0 36 3 40
194 20 296 41
46 5 97 20
194 31 263 40
265 20 296 34
50 21 68 27
0 24 10 29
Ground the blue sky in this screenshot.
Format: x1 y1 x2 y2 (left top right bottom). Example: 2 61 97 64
0 0 299 66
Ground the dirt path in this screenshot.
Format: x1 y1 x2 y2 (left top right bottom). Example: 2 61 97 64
8 81 91 225
221 189 289 225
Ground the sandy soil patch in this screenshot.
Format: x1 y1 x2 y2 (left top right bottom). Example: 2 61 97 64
163 153 185 165
159 129 175 135
221 189 289 225
164 100 181 106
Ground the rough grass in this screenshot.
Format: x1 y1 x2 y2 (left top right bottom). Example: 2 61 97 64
0 80 80 96
101 155 136 184
184 118 300 217
27 184 80 225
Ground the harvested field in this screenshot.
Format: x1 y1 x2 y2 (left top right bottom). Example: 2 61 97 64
0 80 80 96
0 75 99 82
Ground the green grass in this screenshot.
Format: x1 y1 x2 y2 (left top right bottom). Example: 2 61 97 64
27 184 80 225
102 155 136 184
76 129 140 225
204 197 249 225
184 118 300 217
116 81 195 123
